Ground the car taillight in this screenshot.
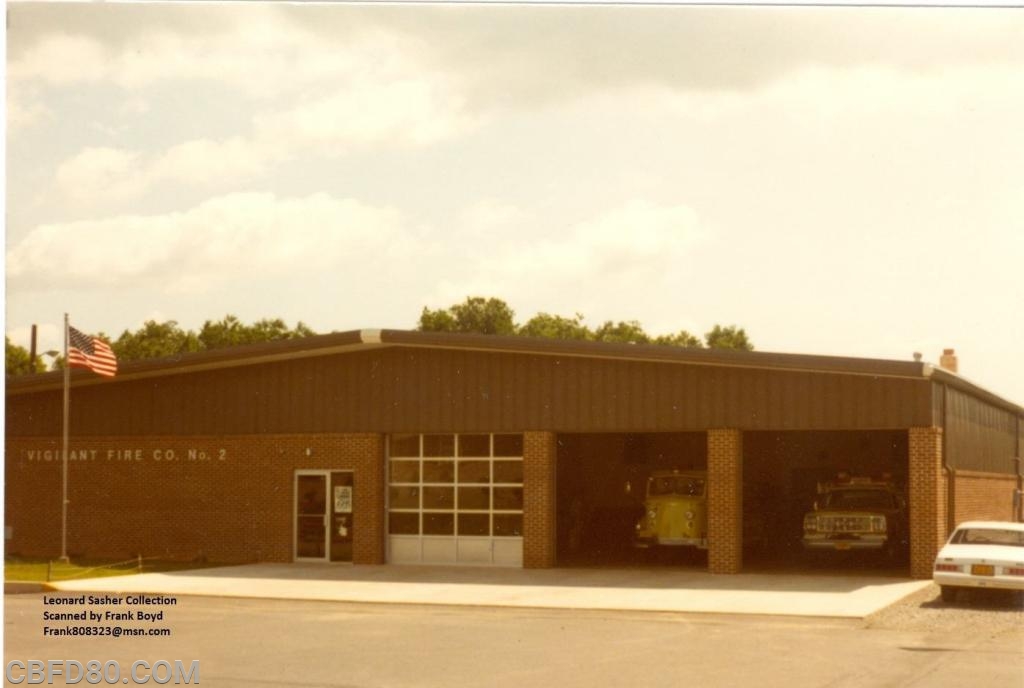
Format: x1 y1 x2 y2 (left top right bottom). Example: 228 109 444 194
934 563 961 572
1006 567 1024 576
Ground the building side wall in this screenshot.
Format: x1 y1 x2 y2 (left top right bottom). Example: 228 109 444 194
707 429 743 574
908 427 947 579
4 434 385 565
952 470 1018 524
938 385 1020 474
522 431 557 568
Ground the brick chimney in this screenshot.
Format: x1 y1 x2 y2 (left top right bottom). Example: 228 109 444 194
939 348 958 374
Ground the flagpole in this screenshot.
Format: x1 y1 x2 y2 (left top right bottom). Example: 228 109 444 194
61 313 70 563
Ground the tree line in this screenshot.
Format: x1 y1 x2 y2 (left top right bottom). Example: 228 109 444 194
6 298 753 375
418 297 753 350
5 315 315 375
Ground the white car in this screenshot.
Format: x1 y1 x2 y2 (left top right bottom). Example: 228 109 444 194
933 521 1024 602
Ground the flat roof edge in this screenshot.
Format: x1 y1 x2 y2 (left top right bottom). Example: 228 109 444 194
5 329 369 395
377 329 929 379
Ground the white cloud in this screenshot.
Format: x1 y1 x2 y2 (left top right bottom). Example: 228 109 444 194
665 63 1024 126
8 11 441 99
39 22 475 203
52 74 474 202
456 200 529 237
118 98 151 116
151 136 280 186
6 192 409 293
6 96 53 130
54 147 148 203
431 200 708 322
493 200 704 276
8 33 109 86
253 77 472 153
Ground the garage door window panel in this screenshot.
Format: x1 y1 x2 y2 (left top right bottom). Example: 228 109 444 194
390 461 420 483
423 434 455 457
458 434 491 457
458 514 490 536
389 486 420 509
390 434 421 457
458 486 490 510
494 487 523 511
494 434 524 456
389 512 419 535
458 460 490 483
387 433 524 565
423 487 454 509
423 460 455 483
424 512 455 535
494 514 523 537
493 461 523 483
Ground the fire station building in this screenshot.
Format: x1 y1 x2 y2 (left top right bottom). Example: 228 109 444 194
5 330 1022 579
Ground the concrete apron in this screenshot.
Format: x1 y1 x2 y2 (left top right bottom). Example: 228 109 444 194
42 564 931 619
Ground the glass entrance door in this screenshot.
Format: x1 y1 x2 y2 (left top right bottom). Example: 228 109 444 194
295 470 354 562
296 473 327 559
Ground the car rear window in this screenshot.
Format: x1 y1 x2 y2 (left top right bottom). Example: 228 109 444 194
951 528 1024 547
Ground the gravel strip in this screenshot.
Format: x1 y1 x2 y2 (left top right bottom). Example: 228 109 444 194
866 582 1023 633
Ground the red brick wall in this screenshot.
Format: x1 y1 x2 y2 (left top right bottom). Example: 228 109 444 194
5 434 385 565
708 428 743 574
908 426 947 579
953 470 1018 524
523 431 557 568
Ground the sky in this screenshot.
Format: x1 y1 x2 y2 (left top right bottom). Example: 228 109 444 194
5 3 1024 404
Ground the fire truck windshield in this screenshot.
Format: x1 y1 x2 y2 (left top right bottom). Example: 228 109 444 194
648 476 705 497
822 489 896 510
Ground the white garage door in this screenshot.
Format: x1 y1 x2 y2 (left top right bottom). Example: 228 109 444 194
387 433 524 566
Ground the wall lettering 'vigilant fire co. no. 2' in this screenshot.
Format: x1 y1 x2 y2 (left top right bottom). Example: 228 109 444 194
23 448 228 464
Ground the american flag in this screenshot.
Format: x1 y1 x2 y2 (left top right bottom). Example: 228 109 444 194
68 326 118 377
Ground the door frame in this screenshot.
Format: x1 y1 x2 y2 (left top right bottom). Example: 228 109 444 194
293 469 354 563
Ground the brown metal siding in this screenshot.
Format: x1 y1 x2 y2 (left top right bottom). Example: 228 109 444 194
7 347 934 438
938 383 1020 474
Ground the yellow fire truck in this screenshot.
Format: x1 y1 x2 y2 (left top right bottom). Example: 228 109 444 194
632 470 708 549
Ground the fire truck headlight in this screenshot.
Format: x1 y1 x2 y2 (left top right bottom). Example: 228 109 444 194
803 514 817 532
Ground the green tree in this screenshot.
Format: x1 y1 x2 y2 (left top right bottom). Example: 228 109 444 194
106 315 316 362
518 312 593 341
198 315 315 350
417 307 457 333
704 324 754 351
653 330 704 348
593 320 651 345
418 297 516 336
261 319 316 340
198 315 249 349
5 337 46 375
113 320 202 362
